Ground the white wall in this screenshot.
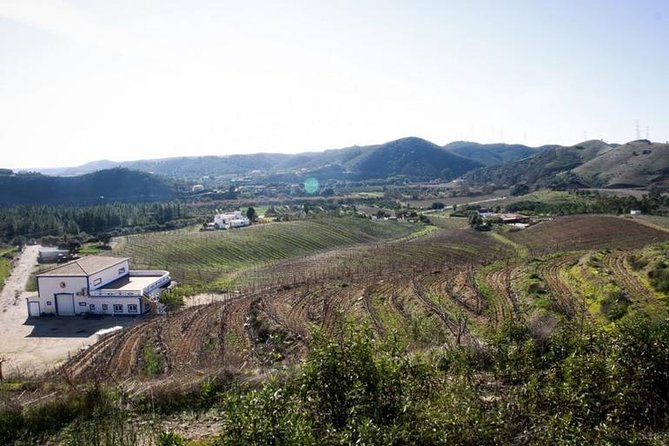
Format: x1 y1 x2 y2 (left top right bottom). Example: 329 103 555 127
37 272 146 316
88 259 130 290
37 276 87 315
80 296 144 316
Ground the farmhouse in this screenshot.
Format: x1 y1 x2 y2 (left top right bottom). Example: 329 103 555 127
26 256 170 317
213 210 250 229
499 213 530 224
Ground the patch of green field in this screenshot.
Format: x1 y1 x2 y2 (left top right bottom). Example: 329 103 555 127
428 215 470 230
490 231 529 259
346 191 385 199
115 217 421 287
565 253 619 322
505 189 601 214
394 224 439 241
0 247 17 289
78 243 105 255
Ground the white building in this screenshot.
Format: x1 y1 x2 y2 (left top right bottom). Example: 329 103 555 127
213 210 250 229
26 256 170 317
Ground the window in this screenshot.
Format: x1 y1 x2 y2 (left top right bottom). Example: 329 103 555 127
46 301 52 306
89 304 95 310
94 278 102 286
128 304 138 313
113 304 123 313
102 304 108 311
118 267 126 275
79 301 87 307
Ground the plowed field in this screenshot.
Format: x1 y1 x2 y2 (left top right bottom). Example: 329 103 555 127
62 215 669 383
506 215 669 255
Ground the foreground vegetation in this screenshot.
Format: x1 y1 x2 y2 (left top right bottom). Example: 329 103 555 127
2 315 669 445
2 198 669 444
0 246 17 288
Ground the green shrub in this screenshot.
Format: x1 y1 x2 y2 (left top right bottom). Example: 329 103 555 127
649 262 669 292
157 431 185 446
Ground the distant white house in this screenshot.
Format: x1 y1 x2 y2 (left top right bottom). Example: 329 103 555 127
213 210 250 229
191 184 205 193
630 209 642 215
26 256 170 317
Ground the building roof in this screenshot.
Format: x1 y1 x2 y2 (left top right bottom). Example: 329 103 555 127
38 256 129 277
39 247 69 253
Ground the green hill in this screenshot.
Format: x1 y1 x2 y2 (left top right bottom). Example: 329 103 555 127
343 137 482 180
460 140 636 188
443 141 539 166
573 140 669 187
0 168 176 206
36 137 483 182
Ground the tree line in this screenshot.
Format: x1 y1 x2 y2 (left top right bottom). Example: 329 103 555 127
506 189 668 216
0 202 192 243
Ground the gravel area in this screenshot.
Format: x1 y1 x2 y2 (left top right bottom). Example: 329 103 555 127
0 246 139 378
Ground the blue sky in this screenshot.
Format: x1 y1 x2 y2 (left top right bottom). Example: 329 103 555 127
1 0 667 168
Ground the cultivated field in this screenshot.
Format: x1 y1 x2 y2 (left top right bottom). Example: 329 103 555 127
505 215 668 255
113 218 419 286
62 215 669 385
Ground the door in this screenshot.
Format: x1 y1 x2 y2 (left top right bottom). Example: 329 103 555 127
28 301 40 317
55 293 75 316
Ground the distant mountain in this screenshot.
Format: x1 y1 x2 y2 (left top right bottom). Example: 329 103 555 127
443 142 539 166
573 140 669 188
31 137 483 182
30 137 664 189
344 137 482 180
461 140 668 189
40 160 121 176
0 168 176 206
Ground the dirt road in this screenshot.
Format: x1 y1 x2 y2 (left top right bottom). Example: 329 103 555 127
0 245 39 311
0 246 138 378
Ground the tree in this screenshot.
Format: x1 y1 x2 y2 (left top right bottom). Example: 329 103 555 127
246 207 257 223
98 233 112 249
67 239 82 256
12 235 25 251
510 183 530 196
321 187 335 197
468 211 482 228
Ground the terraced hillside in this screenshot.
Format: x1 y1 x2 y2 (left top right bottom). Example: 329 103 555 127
114 218 420 285
505 215 667 255
64 215 669 385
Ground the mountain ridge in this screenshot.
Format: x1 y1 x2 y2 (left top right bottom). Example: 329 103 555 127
0 168 176 206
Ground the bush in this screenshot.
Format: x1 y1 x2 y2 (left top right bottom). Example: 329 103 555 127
510 183 530 196
649 262 669 292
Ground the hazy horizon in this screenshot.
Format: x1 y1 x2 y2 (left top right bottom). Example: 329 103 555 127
2 1 668 169
10 135 659 173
